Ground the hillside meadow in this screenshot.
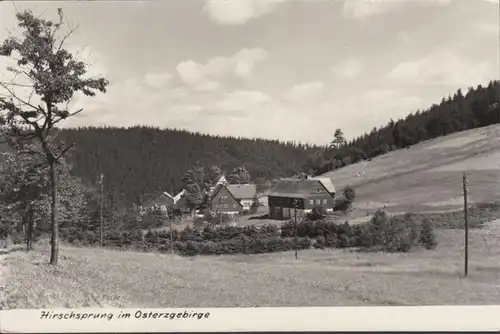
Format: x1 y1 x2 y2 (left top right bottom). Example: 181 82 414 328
321 124 500 215
1 218 499 309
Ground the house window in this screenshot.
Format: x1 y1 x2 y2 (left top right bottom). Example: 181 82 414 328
322 199 327 205
316 188 321 193
233 203 238 208
224 203 229 208
316 199 321 205
309 199 314 205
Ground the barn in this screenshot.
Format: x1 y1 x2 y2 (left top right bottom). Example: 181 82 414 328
267 177 336 220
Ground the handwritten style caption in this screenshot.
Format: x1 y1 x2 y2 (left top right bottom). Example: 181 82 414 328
40 309 211 321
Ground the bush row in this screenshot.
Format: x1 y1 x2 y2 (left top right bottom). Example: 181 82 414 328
57 208 438 255
281 211 437 252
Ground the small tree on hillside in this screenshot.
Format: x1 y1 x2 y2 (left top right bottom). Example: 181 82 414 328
0 9 108 264
342 185 356 214
329 128 347 150
343 185 356 203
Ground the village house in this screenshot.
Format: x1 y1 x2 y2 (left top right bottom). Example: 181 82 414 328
139 189 187 214
208 183 257 215
267 177 336 220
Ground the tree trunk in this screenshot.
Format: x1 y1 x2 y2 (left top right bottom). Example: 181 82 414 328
49 161 59 265
26 207 34 252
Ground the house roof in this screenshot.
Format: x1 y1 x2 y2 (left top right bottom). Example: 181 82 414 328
311 177 336 194
216 175 228 185
173 189 185 203
163 191 174 200
226 184 257 200
267 178 336 198
264 192 310 199
142 191 174 206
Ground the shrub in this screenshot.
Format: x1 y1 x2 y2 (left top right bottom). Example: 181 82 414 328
308 207 326 221
333 198 351 214
249 199 259 214
193 216 206 227
368 209 390 246
357 210 422 253
207 213 232 225
381 218 415 252
418 218 437 250
343 185 356 203
336 221 353 248
203 211 215 222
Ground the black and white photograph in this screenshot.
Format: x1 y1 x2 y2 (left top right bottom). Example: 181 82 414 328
0 0 499 312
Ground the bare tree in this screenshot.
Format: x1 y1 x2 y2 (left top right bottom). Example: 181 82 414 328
0 8 108 265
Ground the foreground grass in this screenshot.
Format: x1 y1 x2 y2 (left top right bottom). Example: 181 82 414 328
2 221 500 309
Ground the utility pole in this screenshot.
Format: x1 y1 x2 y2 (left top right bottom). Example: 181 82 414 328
168 206 173 254
99 173 104 248
294 199 298 260
462 172 469 277
218 196 223 225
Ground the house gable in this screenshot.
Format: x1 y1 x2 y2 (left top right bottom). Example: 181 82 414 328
210 185 243 213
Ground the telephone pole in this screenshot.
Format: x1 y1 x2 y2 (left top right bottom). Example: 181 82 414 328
294 199 298 260
168 206 173 254
462 172 469 277
218 196 223 225
99 173 104 248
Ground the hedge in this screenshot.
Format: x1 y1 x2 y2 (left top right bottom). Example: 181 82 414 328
55 208 439 256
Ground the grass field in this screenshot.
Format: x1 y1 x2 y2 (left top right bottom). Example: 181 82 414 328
1 219 500 309
321 124 500 214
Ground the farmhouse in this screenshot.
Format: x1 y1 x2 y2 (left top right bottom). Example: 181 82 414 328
267 177 336 220
139 189 188 214
140 191 175 213
209 183 257 214
172 189 191 213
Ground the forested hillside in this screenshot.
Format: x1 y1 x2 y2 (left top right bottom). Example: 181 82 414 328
304 80 500 176
56 127 318 205
3 81 496 208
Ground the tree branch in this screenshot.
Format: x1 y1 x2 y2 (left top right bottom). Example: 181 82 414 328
0 81 40 114
52 108 83 126
54 142 74 161
56 25 78 54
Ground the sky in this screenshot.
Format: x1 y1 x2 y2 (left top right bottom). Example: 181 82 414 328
0 0 499 145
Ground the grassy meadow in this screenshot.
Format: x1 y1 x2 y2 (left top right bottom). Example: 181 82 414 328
1 219 500 309
321 124 500 214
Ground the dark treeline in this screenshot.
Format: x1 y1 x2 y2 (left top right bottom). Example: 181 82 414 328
55 127 318 205
303 80 500 175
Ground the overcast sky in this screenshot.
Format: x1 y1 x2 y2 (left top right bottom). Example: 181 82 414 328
0 0 498 145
